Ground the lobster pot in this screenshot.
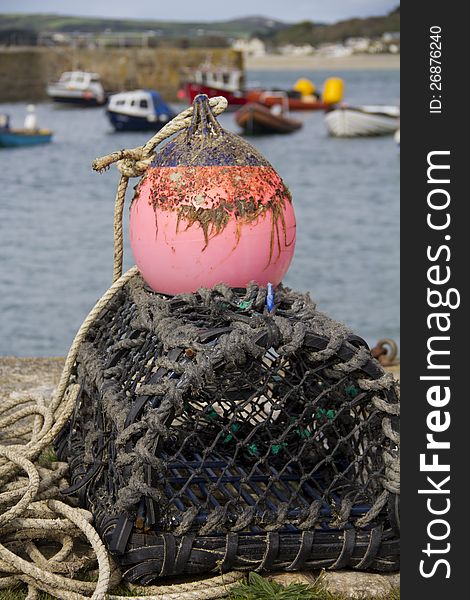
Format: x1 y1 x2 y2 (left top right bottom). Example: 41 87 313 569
56 275 400 584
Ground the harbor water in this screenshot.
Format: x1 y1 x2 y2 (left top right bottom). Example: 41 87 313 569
0 69 399 356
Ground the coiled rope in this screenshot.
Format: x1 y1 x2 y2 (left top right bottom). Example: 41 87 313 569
0 96 243 599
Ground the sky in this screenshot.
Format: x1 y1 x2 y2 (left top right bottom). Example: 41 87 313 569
0 0 399 24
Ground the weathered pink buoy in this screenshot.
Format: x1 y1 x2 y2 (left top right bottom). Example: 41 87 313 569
130 94 296 295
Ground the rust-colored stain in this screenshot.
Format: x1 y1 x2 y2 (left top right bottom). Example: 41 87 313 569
134 165 293 257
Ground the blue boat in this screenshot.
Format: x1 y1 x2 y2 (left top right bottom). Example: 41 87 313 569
0 118 53 148
106 90 176 131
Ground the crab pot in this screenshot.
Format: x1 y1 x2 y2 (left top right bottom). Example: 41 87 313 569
56 277 400 583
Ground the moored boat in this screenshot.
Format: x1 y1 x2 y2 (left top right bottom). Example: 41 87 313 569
182 68 246 108
325 105 400 137
182 68 344 111
235 103 302 135
0 112 52 148
394 128 400 146
245 77 342 111
0 129 53 148
106 90 176 131
47 71 106 106
245 90 330 111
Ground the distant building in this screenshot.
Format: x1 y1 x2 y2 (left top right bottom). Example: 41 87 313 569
345 37 371 53
382 32 400 42
316 43 352 58
278 44 314 56
382 32 400 54
232 37 266 57
38 30 162 49
367 40 386 53
0 29 38 46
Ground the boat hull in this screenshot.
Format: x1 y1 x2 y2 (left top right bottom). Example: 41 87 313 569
107 109 174 131
49 95 105 106
46 85 106 106
325 108 399 137
235 103 302 135
185 82 331 112
0 130 53 148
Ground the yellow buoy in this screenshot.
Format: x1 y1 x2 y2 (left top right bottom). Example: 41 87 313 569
322 77 344 105
293 78 316 97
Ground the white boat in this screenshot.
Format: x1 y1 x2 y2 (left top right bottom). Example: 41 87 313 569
325 105 400 137
47 71 106 106
106 90 176 131
394 128 400 146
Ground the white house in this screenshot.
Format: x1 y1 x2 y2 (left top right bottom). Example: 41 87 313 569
345 37 371 53
232 37 266 57
316 43 353 57
278 44 314 56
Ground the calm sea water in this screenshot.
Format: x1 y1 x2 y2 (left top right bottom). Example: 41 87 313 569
0 69 399 357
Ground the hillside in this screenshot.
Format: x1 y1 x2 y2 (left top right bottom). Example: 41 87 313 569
0 9 399 44
268 7 400 46
0 14 286 38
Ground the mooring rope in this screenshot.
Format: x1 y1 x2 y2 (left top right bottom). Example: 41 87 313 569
0 96 243 599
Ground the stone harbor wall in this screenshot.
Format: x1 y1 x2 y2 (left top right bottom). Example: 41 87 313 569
0 46 243 102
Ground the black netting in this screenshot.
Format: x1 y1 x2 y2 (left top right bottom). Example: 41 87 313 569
56 275 400 583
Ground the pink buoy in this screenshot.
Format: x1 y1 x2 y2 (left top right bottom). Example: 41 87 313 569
130 94 296 295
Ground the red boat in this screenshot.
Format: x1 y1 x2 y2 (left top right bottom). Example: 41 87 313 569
182 68 247 109
182 69 344 111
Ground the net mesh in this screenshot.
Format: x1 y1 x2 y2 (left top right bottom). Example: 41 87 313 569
56 275 400 582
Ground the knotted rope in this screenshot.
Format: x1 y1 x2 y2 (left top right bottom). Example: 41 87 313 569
0 96 243 599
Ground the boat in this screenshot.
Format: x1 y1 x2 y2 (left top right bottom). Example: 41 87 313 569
235 102 302 135
394 128 400 146
324 105 400 137
245 90 330 111
0 113 52 148
106 90 176 131
46 71 106 106
181 67 247 108
0 129 52 148
182 68 344 111
247 77 343 111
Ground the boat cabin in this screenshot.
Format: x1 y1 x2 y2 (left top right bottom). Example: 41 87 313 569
54 71 102 89
186 68 244 92
107 90 173 121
